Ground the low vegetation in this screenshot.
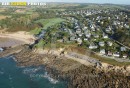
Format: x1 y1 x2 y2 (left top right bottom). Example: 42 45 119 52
35 18 65 29
68 46 130 66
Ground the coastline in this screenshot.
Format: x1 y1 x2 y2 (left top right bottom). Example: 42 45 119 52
0 45 130 87
0 32 130 87
0 37 24 48
0 31 35 46
36 48 130 75
14 47 130 88
0 31 34 57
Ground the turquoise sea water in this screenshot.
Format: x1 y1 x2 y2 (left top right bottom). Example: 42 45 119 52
0 56 67 88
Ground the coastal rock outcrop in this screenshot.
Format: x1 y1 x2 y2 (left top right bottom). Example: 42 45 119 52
1 45 130 88
13 47 130 88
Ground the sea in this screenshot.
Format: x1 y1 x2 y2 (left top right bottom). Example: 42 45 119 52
0 56 67 88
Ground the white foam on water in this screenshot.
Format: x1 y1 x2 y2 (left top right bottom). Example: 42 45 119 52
43 72 59 84
23 67 59 84
12 57 17 62
23 67 42 74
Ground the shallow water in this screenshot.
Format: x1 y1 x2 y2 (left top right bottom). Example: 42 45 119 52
0 56 67 88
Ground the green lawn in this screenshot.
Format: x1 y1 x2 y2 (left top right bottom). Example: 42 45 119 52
35 18 65 29
30 18 65 34
30 28 41 35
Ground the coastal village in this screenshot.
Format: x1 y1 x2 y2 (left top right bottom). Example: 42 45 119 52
0 4 130 63
32 8 130 62
0 3 130 88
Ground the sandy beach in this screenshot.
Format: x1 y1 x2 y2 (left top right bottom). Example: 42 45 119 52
0 31 35 47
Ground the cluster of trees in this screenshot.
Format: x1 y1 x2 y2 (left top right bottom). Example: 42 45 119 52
0 9 42 32
0 16 39 32
35 8 58 19
113 29 130 47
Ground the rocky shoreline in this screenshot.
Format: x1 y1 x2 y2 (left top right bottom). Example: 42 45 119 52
0 45 130 88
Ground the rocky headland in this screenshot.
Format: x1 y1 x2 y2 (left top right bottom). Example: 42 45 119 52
0 45 130 88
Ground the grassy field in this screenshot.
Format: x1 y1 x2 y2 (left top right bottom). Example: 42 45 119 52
30 28 41 35
30 18 65 34
35 18 65 29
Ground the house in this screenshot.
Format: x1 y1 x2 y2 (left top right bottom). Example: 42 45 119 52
115 15 119 19
108 17 111 20
89 43 98 49
96 16 100 20
83 26 88 30
105 26 111 33
70 36 76 41
99 41 105 47
84 38 88 41
107 51 113 56
113 52 120 57
90 24 95 30
92 28 96 32
78 33 83 37
100 49 105 55
113 21 117 25
103 33 108 39
0 48 4 52
77 38 82 45
96 26 100 31
121 47 126 51
101 21 104 25
123 54 127 58
124 24 129 29
93 34 99 38
75 25 79 29
125 15 128 18
84 30 91 38
76 29 81 34
63 28 68 32
98 20 100 23
107 41 113 46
